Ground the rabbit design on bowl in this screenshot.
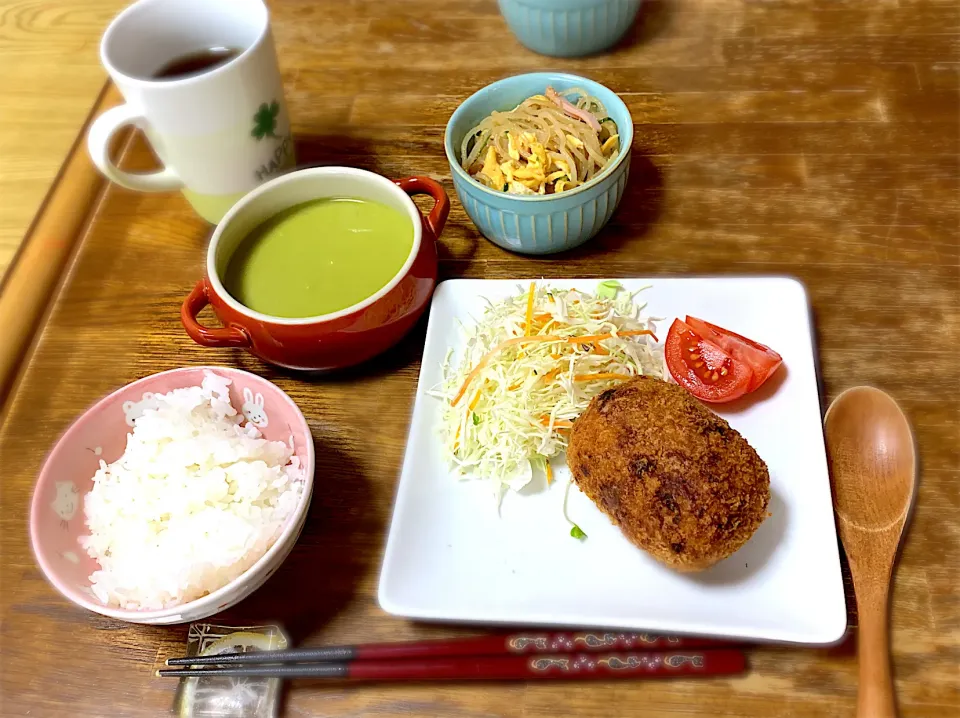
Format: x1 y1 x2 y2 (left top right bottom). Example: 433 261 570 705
242 387 269 428
52 481 80 529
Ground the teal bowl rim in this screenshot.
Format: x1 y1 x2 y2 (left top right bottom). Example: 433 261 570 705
443 72 634 203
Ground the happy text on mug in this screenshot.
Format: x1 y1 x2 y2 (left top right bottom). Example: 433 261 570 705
252 101 294 183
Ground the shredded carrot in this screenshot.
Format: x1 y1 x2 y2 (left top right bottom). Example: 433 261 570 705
540 416 575 428
468 387 483 411
517 282 537 359
541 367 561 382
451 335 565 406
550 352 563 360
545 462 554 484
532 313 553 322
453 423 461 451
452 328 655 408
510 368 559 392
524 282 536 336
573 373 632 382
567 329 658 345
592 342 610 355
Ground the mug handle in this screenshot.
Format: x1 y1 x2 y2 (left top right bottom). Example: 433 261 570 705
87 104 184 192
181 280 251 348
395 176 450 238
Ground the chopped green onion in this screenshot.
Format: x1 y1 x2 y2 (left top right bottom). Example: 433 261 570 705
472 413 481 425
596 280 623 299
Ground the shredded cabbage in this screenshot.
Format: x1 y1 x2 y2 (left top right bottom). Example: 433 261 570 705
431 281 663 502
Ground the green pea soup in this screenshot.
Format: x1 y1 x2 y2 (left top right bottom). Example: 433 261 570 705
223 197 414 318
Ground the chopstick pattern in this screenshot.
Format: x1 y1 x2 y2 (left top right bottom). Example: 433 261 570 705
165 631 728 667
159 650 746 681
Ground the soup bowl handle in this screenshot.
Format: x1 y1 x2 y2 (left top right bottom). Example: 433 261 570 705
394 176 450 238
181 279 252 348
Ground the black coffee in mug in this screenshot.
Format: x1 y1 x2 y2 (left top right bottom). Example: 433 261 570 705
153 46 241 80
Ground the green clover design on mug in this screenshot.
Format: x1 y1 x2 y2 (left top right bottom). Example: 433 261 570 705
252 101 280 140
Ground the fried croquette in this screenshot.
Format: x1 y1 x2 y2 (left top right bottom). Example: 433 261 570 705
567 376 770 571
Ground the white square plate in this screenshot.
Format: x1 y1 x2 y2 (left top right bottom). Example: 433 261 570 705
379 277 846 644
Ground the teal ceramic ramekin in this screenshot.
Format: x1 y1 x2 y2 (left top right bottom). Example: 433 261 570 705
498 0 642 58
444 72 633 255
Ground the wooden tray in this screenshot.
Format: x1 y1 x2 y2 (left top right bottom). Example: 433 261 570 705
2 2 957 715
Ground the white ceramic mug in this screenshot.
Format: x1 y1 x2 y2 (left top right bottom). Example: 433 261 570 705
87 0 295 223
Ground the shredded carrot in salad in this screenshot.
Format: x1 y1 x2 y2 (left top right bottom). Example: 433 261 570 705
524 282 536 336
468 387 484 411
430 281 663 501
572 372 632 382
540 417 575 428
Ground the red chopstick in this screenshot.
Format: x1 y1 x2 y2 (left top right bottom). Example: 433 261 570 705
165 631 731 667
159 650 746 681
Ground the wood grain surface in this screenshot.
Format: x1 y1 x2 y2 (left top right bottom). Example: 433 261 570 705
1 0 959 716
0 84 123 407
0 0 130 281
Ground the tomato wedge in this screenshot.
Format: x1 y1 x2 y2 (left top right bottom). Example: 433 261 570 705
665 319 753 403
685 316 782 391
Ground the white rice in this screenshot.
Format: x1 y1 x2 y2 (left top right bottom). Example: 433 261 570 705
79 371 304 611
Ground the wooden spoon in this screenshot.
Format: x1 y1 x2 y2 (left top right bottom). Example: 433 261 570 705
824 386 916 718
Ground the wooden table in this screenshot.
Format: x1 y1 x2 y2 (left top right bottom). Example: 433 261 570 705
1 1 958 715
0 0 130 281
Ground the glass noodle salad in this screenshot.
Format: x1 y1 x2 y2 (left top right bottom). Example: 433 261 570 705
460 87 619 196
431 282 664 502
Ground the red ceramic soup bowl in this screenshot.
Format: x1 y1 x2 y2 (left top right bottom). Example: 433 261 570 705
181 167 449 370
